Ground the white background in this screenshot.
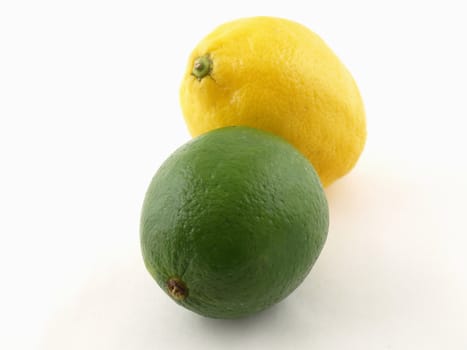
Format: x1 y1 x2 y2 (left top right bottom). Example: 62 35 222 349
1 1 467 349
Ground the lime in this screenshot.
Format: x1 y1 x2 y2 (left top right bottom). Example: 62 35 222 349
140 126 328 318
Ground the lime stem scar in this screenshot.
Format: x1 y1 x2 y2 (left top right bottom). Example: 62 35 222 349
192 55 212 80
167 277 188 300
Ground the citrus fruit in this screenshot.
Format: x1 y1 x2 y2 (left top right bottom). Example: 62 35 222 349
140 126 329 318
179 16 366 186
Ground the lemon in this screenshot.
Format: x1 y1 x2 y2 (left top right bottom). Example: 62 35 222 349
180 16 366 186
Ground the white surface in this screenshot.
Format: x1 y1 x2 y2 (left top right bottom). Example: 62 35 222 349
1 1 467 349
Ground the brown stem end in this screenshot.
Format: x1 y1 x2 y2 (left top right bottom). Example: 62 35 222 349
167 277 188 301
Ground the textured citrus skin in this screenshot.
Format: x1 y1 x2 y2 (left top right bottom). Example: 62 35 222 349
180 16 366 186
140 127 329 318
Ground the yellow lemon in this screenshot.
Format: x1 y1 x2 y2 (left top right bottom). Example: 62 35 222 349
179 16 366 186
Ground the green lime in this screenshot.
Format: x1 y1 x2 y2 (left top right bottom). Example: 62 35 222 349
140 126 328 318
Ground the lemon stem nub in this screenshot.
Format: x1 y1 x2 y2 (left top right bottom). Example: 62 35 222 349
192 55 212 80
167 277 188 301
